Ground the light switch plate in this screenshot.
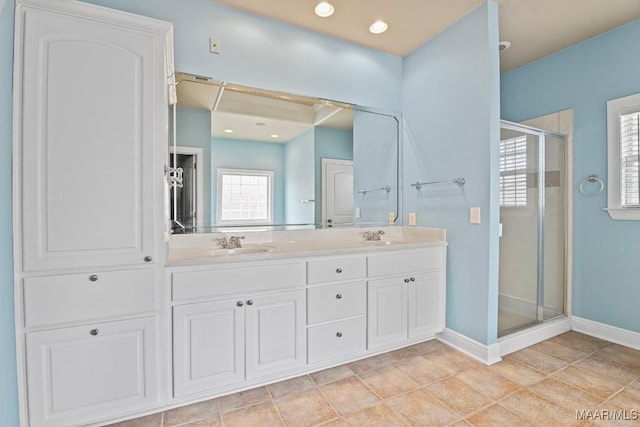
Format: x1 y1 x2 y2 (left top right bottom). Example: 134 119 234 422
388 212 395 223
209 37 220 54
408 212 417 226
355 207 361 218
470 207 481 224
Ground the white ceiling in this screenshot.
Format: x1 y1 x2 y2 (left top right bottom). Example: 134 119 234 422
213 0 640 73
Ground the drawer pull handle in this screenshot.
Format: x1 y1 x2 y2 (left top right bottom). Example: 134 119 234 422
144 256 153 262
404 278 410 283
336 332 343 338
410 277 416 282
336 268 343 273
90 329 99 336
336 293 343 299
89 275 99 282
236 301 244 307
246 300 254 306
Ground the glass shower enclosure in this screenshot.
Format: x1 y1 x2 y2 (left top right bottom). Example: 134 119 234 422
498 121 567 337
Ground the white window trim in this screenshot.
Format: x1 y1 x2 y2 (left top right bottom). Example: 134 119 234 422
216 168 274 225
606 93 640 220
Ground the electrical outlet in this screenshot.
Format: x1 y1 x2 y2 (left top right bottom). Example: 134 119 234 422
408 212 417 226
209 37 220 54
470 207 481 224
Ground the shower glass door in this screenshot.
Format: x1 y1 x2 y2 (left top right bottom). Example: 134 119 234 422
498 122 566 337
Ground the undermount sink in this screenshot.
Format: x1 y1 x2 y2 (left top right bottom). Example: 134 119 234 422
209 246 273 256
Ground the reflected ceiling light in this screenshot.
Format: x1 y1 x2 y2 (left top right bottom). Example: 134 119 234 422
369 20 388 34
270 134 279 138
255 122 266 127
224 129 233 133
314 2 334 18
499 41 511 52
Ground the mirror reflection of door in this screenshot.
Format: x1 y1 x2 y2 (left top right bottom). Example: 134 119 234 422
169 146 204 232
322 158 354 226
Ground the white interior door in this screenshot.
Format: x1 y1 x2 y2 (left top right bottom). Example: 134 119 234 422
322 159 354 226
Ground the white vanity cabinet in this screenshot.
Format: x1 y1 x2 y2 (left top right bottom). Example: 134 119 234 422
367 248 445 350
13 0 173 425
171 262 307 398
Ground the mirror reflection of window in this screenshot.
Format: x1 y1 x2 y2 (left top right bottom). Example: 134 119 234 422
217 169 274 225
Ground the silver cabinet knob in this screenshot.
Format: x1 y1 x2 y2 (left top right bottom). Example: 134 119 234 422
336 332 343 337
236 301 244 307
90 329 99 336
246 300 254 306
410 277 415 282
336 268 343 273
144 256 152 262
404 278 410 283
336 294 343 299
89 275 99 282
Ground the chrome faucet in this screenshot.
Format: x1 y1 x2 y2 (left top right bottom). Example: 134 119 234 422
227 236 245 249
216 236 228 248
362 230 385 241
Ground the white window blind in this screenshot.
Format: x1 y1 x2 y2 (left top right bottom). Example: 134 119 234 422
499 136 527 207
620 111 640 207
217 169 273 224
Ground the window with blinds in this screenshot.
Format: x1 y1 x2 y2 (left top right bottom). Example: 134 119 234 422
499 136 527 207
620 111 640 207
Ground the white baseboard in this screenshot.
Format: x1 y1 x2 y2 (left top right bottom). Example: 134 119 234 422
499 316 571 356
572 316 640 350
437 328 501 365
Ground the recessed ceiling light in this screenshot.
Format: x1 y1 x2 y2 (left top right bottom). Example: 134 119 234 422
255 122 266 127
270 134 279 138
499 41 511 52
224 129 233 133
369 20 388 34
314 2 334 18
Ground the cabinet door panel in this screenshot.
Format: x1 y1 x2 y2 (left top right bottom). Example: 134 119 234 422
245 290 306 379
173 300 244 397
367 278 407 349
408 272 443 338
26 317 158 427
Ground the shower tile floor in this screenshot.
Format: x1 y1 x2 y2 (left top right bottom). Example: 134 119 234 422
109 332 640 427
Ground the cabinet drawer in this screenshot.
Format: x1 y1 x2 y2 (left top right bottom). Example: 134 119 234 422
307 256 365 284
24 269 155 327
308 317 366 364
172 262 306 301
307 281 366 324
367 248 443 277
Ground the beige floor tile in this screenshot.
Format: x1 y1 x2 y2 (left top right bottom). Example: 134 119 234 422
424 377 493 416
178 415 222 427
218 386 271 412
456 366 521 400
575 356 640 386
553 366 624 400
386 389 459 426
631 379 640 391
163 399 219 426
274 388 338 427
359 365 419 399
606 387 640 411
506 347 568 374
448 421 473 427
530 340 589 363
106 413 163 427
595 345 640 370
386 346 417 363
395 354 454 386
500 389 576 427
528 378 603 411
221 401 284 427
488 358 547 386
338 403 405 426
425 347 483 373
548 332 610 354
406 339 449 355
309 365 356 385
267 375 315 398
466 404 533 427
347 353 393 374
320 376 380 415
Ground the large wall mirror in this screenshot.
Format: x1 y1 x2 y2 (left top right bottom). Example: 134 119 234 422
169 72 400 233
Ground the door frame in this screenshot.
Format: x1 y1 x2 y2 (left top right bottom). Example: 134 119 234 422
169 146 204 229
321 158 354 225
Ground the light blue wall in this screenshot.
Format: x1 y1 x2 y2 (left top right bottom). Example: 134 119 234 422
314 127 353 222
501 19 640 333
174 107 212 228
401 2 501 345
0 1 18 425
211 138 285 224
284 129 315 224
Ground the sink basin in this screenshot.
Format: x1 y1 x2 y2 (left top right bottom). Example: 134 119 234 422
209 246 273 256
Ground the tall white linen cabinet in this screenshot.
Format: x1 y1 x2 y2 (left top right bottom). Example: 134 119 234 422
12 0 173 425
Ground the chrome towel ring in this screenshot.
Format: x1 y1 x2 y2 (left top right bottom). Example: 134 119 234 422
579 174 604 196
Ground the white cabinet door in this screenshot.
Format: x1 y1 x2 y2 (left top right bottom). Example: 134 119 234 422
245 290 306 379
16 0 171 271
367 277 408 349
173 299 244 397
408 271 444 339
25 317 159 427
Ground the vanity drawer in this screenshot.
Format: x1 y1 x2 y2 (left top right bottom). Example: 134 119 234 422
23 269 156 327
172 262 306 301
307 317 366 364
367 248 443 278
307 281 366 324
307 256 365 284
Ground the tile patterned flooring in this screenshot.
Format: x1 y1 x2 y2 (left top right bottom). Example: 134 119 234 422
109 332 640 427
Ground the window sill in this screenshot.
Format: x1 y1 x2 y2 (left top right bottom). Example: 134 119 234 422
604 208 640 220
